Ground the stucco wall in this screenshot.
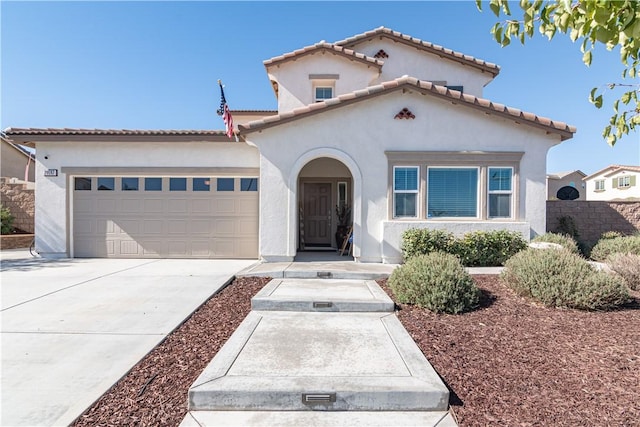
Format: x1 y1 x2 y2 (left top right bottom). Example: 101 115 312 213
34 140 260 257
354 38 494 97
248 89 559 263
547 200 640 246
1 141 35 182
547 172 585 200
0 178 35 233
585 171 640 201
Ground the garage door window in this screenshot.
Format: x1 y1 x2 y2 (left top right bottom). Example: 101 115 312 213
193 178 211 191
74 177 92 191
217 178 234 192
170 178 187 191
241 178 258 191
145 178 162 191
97 177 115 191
122 177 139 191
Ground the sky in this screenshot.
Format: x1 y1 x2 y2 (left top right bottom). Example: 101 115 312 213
1 0 638 176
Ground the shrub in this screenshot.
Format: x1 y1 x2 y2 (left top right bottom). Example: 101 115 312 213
531 233 580 254
555 215 580 241
388 252 480 314
606 253 640 291
1 205 14 235
401 228 456 260
456 230 527 267
590 235 640 262
501 249 630 311
600 231 623 240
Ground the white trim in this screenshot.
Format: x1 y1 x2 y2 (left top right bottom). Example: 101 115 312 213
487 166 514 219
392 165 419 218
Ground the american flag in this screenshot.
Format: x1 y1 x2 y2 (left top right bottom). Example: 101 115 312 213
217 81 237 141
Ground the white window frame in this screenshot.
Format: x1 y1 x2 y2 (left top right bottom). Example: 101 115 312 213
595 179 605 191
487 167 514 219
393 166 419 218
426 166 480 219
314 86 333 102
619 176 631 188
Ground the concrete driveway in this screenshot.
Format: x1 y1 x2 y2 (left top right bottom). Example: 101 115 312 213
0 249 256 426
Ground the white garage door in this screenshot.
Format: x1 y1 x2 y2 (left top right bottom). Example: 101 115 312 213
72 176 258 258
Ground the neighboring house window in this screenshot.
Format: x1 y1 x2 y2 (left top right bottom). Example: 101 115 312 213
74 177 92 191
315 87 333 102
488 167 513 218
393 166 419 218
145 177 162 191
121 177 139 191
428 167 478 218
617 175 632 188
595 180 605 191
240 178 258 191
97 177 115 191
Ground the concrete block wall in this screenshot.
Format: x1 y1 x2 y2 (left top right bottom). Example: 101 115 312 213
547 200 640 245
0 178 35 233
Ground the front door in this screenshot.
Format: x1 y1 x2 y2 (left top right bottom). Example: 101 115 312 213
303 182 332 246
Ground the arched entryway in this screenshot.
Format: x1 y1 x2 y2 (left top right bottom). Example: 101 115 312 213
298 157 353 253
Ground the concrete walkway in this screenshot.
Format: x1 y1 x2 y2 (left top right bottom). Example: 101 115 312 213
182 268 458 426
1 250 256 427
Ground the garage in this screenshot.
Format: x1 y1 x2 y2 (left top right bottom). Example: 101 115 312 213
72 175 259 258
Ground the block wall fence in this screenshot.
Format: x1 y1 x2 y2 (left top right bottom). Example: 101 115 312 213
547 200 640 246
1 178 35 234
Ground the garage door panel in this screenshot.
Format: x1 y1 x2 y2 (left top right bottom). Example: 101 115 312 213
73 175 258 258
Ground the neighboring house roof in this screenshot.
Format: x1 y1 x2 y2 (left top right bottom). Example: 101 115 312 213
263 42 384 70
583 164 640 180
3 128 233 146
334 26 500 77
238 76 576 140
1 134 35 160
547 170 586 180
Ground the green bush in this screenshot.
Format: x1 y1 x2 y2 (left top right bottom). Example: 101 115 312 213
501 249 630 311
606 253 640 291
531 232 580 254
600 231 623 240
590 235 640 262
401 228 527 266
456 230 527 266
389 251 480 314
555 215 580 240
1 205 14 235
401 228 456 260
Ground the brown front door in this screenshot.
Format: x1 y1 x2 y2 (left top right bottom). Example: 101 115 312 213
303 182 332 246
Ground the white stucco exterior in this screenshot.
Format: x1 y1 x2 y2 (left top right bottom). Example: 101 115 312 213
584 166 640 201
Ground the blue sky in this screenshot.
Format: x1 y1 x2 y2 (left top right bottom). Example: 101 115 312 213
2 1 638 175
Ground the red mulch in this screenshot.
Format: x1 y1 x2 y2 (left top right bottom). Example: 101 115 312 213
380 276 640 426
72 276 271 427
72 275 640 426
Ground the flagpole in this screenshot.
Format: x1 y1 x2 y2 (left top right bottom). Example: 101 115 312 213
217 79 239 141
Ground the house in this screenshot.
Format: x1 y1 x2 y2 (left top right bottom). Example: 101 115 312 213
583 165 640 201
1 135 35 183
547 170 586 200
4 27 575 263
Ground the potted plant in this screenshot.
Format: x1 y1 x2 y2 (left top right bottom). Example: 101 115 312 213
335 203 351 247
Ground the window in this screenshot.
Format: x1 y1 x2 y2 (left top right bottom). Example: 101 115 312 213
217 178 234 191
193 178 210 191
97 177 115 191
169 177 187 191
74 177 92 191
595 180 605 191
338 182 348 208
121 177 139 191
393 167 419 218
446 85 464 93
428 168 478 218
619 176 631 188
315 87 333 102
488 167 512 218
240 178 258 191
145 177 162 191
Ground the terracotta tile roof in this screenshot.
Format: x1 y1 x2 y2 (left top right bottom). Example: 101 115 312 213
3 128 234 145
229 110 278 114
263 42 384 69
238 76 576 141
335 27 500 77
584 164 640 180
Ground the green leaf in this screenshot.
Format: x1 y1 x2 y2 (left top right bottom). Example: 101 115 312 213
501 0 511 16
501 33 511 47
489 0 501 16
594 95 603 109
582 50 592 66
589 87 598 102
476 0 482 11
621 92 632 104
613 100 619 114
